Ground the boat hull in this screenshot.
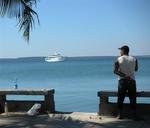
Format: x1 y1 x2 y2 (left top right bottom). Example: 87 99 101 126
45 57 64 62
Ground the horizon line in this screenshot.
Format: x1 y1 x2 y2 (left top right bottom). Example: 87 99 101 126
0 54 150 59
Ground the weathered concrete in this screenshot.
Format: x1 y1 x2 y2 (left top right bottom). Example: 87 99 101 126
0 89 55 113
97 91 150 117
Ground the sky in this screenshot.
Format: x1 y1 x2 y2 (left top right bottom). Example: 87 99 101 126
0 0 150 58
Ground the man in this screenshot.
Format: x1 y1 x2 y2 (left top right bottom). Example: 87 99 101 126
113 45 138 119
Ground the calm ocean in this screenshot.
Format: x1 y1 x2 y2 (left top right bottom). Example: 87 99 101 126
0 56 150 112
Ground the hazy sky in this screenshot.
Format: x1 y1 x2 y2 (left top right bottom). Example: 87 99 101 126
0 0 150 58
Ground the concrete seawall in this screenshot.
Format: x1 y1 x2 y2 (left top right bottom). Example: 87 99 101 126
0 89 55 113
97 91 150 117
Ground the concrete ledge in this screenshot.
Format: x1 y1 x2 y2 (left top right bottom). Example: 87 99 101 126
0 89 55 95
0 89 55 113
98 91 150 97
97 91 150 117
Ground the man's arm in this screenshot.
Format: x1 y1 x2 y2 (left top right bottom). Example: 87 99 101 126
135 59 138 72
113 61 126 77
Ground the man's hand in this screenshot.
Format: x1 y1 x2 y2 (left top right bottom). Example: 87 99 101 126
113 61 126 77
124 76 132 80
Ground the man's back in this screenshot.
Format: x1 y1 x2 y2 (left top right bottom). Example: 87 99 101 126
117 55 136 80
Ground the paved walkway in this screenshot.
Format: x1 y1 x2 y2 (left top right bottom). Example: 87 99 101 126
0 112 149 128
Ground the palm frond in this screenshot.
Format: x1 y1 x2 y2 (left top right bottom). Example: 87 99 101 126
0 0 39 42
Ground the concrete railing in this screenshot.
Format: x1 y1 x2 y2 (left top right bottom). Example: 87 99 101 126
97 91 150 117
0 89 55 113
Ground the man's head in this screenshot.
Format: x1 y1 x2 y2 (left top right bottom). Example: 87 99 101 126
119 45 129 56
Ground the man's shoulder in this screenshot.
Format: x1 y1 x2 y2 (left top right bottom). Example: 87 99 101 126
117 56 124 61
129 56 137 61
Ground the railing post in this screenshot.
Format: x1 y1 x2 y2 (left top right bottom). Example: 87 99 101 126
100 95 108 104
0 95 6 113
44 90 55 113
99 94 108 115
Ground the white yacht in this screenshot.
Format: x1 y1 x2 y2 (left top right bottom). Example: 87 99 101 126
45 53 65 62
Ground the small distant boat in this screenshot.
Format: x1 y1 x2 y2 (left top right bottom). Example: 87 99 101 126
45 53 65 62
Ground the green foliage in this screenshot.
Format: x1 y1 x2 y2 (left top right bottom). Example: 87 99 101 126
0 0 39 42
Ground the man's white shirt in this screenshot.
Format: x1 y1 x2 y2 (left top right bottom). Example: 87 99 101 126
117 55 136 80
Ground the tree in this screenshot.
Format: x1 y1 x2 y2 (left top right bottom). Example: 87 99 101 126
0 0 39 42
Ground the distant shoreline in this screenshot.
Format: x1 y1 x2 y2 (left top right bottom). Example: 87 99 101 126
0 55 150 60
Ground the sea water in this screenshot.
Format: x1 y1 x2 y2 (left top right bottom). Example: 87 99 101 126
0 56 149 112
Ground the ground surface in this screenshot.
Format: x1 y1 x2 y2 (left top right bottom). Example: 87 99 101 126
0 112 149 128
